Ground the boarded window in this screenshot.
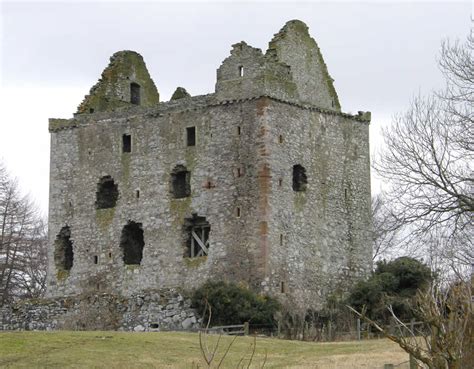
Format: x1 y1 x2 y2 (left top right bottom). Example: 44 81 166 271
123 134 131 153
54 226 73 271
130 83 141 105
120 221 145 265
171 165 191 198
96 176 119 209
186 127 196 146
292 165 307 192
184 214 210 258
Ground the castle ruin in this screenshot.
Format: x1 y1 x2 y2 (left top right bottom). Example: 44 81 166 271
46 20 372 311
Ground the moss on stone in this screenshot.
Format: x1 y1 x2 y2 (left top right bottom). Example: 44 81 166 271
96 208 115 231
170 87 191 100
76 50 160 115
293 191 307 211
57 269 69 281
170 197 192 226
184 256 207 267
49 118 76 132
121 153 131 183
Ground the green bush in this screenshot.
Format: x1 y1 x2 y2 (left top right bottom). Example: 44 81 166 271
191 281 280 326
347 257 432 323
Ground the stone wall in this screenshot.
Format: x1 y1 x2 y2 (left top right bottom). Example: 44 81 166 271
0 290 199 332
46 19 372 312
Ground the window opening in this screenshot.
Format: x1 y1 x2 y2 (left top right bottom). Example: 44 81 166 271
108 252 112 258
237 126 241 135
186 126 196 146
236 207 241 218
122 134 131 153
54 226 74 272
279 135 284 144
130 83 141 105
239 66 244 77
280 234 284 246
120 221 145 265
184 214 210 258
96 176 119 209
171 165 191 198
236 167 243 178
89 108 94 113
292 165 308 192
281 281 286 293
278 178 283 187
94 255 98 264
136 190 140 199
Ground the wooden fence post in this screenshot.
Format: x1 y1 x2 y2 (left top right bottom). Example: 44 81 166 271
356 318 361 340
243 322 249 336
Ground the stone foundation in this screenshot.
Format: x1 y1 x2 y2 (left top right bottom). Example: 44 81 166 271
0 289 200 332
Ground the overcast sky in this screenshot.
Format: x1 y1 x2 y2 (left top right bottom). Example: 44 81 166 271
0 1 471 214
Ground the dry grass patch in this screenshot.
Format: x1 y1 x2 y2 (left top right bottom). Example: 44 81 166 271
0 331 408 368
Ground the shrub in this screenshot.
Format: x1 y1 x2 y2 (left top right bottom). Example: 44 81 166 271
347 256 432 323
191 281 280 326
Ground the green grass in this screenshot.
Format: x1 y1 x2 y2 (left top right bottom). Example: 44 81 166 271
0 331 408 369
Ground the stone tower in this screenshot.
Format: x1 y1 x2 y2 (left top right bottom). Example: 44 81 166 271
47 20 372 310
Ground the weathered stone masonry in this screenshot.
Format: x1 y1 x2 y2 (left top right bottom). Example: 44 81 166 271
45 20 372 314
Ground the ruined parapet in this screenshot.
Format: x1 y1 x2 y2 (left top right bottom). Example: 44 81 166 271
215 41 299 102
267 20 341 111
170 87 191 100
76 50 160 114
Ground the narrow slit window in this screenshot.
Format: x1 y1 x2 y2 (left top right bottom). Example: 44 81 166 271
136 189 140 199
278 178 283 187
93 255 99 264
279 135 284 144
123 134 131 153
281 281 286 293
236 207 241 218
280 234 284 246
239 66 244 77
237 126 241 135
186 127 196 146
130 83 141 105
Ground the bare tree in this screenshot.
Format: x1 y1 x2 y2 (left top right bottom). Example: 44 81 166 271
375 34 473 266
371 193 402 261
349 279 473 369
0 162 47 304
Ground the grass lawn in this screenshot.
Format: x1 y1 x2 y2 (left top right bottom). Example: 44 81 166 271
0 331 408 368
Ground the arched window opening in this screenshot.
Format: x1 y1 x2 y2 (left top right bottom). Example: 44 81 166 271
54 226 74 272
120 221 145 265
96 176 119 209
184 214 210 258
292 165 307 192
171 165 191 198
130 83 141 105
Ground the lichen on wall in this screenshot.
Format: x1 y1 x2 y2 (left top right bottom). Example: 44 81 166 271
76 50 160 114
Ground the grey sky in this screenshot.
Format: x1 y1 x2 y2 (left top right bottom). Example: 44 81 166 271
0 1 471 213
